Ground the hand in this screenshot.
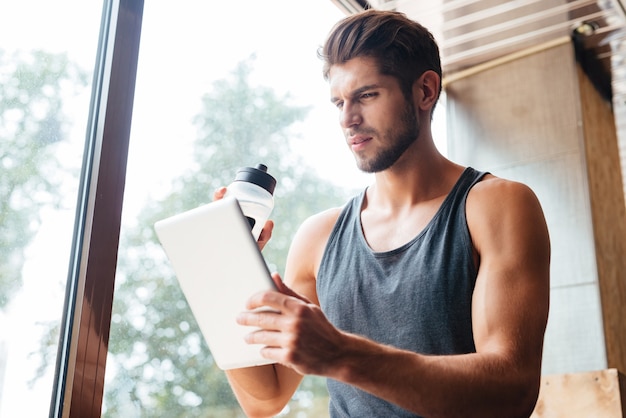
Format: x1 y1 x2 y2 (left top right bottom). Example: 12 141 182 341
237 273 346 376
213 187 274 251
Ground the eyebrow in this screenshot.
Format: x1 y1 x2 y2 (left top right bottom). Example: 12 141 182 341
330 84 381 104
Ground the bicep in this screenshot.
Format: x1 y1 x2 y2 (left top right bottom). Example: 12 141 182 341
469 180 550 368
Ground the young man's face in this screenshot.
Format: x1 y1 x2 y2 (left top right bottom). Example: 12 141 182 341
329 56 420 173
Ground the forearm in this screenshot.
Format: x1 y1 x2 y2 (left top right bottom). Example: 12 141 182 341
330 333 540 418
225 364 303 418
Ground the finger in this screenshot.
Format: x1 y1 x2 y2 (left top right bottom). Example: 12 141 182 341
257 220 274 250
243 290 288 312
258 346 287 363
243 328 283 345
245 333 290 364
237 310 279 328
271 273 312 304
213 187 227 201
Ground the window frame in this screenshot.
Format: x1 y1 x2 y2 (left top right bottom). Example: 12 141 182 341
48 0 144 416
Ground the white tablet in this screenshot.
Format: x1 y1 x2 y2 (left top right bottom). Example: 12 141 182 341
154 196 278 370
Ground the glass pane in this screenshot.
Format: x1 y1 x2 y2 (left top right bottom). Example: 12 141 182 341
0 1 102 416
105 2 447 417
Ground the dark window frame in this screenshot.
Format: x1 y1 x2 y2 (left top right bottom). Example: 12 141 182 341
49 0 144 416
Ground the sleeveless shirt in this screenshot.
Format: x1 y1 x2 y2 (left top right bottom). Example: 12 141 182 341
316 167 487 418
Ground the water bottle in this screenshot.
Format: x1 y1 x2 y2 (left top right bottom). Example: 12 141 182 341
224 164 276 240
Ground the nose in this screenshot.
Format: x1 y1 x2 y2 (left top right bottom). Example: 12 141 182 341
339 102 362 129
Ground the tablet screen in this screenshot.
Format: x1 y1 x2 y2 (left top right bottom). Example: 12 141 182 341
154 196 278 370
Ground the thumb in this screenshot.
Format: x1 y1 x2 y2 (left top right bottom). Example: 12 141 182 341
270 272 312 304
213 187 227 201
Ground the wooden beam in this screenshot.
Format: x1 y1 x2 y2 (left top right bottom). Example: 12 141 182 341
578 63 626 373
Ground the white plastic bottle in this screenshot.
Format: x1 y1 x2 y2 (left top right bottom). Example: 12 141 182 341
224 164 276 240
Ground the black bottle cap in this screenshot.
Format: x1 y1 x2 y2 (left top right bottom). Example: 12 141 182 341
234 164 277 195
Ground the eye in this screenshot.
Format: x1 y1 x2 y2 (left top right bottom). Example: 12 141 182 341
361 92 377 99
334 100 344 110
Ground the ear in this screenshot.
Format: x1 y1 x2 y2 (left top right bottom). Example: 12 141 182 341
414 70 441 112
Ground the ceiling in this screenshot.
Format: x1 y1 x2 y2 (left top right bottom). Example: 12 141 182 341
331 0 626 197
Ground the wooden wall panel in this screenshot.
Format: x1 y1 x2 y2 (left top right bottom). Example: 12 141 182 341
531 369 625 417
577 65 626 372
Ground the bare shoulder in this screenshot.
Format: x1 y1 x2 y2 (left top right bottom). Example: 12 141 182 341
466 174 549 261
297 206 344 242
467 174 539 207
283 206 344 305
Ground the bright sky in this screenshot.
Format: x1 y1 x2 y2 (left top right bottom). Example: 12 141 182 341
125 0 372 207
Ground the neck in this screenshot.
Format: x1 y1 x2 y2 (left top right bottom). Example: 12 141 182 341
368 136 463 209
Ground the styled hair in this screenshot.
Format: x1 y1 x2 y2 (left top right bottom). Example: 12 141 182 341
319 9 442 101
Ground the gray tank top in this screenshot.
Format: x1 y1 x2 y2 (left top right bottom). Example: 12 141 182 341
317 167 487 417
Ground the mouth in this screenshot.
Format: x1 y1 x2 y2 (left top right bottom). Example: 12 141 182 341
348 135 372 149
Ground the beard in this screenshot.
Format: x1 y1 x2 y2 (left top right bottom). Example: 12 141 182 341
353 100 420 173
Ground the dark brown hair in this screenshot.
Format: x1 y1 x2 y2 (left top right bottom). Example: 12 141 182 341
319 9 442 102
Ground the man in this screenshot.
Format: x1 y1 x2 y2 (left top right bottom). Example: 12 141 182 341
217 9 550 418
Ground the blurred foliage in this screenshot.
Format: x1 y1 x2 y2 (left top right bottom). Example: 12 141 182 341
0 49 87 308
103 58 353 417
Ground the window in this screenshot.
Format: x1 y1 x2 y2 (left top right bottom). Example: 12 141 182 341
103 1 370 417
0 1 102 416
1 2 447 416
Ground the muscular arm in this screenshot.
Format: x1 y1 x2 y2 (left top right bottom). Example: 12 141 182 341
239 177 550 418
